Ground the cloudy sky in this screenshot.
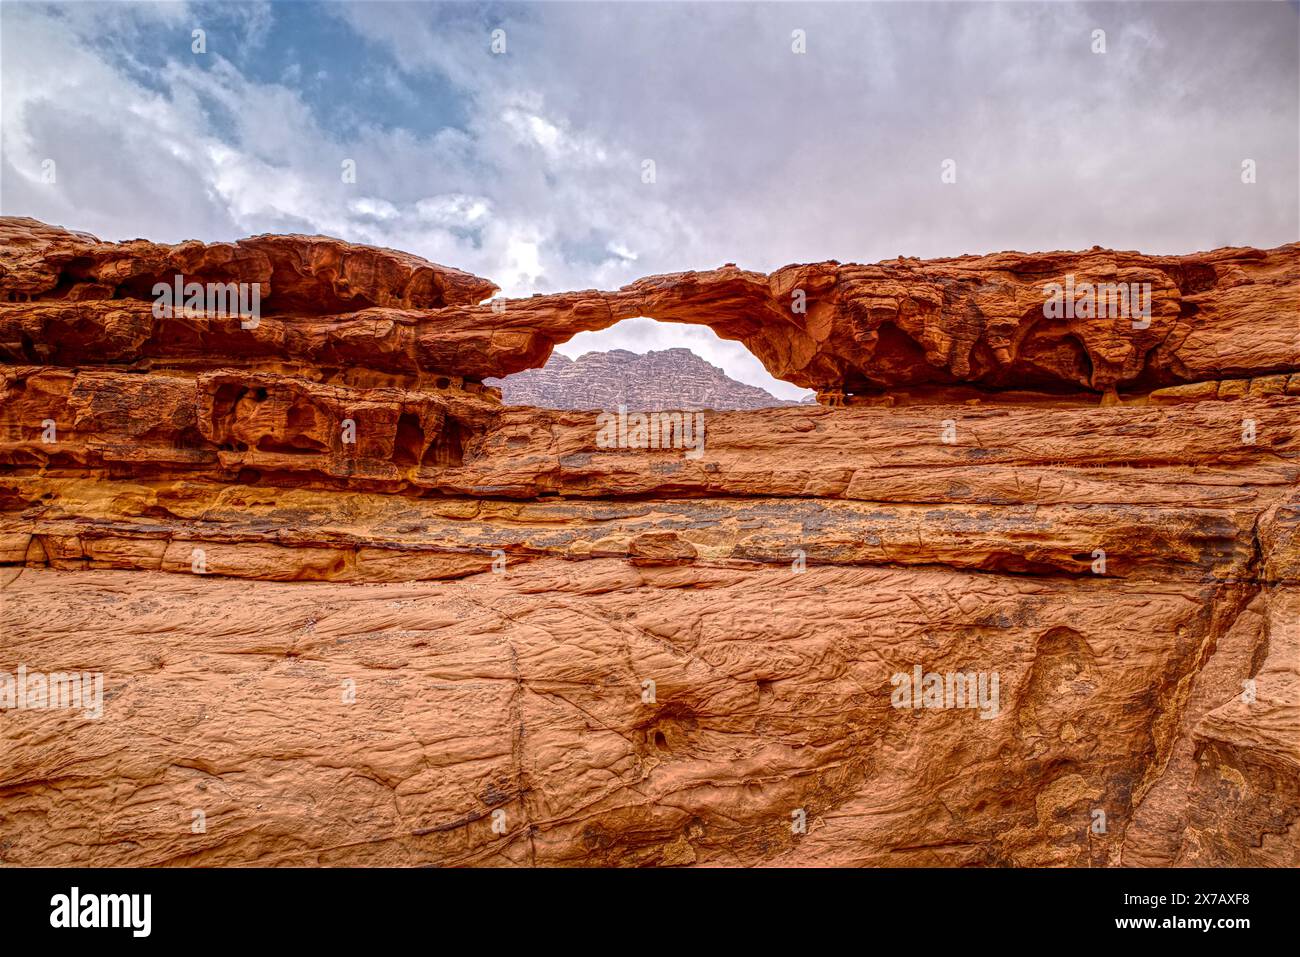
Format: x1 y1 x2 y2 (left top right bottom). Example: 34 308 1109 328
2 1 1296 399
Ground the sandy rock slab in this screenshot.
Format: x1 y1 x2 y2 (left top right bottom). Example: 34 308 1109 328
0 561 1291 867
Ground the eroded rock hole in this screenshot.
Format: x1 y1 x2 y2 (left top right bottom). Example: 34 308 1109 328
425 418 465 468
393 413 425 466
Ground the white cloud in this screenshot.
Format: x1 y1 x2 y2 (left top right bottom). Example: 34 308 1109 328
415 194 491 225
349 197 400 221
606 241 637 262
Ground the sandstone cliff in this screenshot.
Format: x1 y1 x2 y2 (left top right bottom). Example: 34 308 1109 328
0 218 1296 867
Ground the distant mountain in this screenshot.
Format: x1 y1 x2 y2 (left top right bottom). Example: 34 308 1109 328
488 348 809 411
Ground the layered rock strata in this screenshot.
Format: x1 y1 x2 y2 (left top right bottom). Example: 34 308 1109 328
0 218 1296 867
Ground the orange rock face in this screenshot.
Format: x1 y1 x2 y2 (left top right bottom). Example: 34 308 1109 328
0 218 1296 867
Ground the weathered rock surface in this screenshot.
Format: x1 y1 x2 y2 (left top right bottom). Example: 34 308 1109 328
488 348 806 411
0 219 1296 867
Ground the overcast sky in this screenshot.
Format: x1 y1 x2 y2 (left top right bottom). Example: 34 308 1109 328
2 1 1296 399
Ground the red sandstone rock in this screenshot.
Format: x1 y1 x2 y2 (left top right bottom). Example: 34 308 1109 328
0 218 1296 868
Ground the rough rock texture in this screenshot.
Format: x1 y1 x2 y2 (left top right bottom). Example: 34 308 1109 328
0 219 1297 867
488 348 807 411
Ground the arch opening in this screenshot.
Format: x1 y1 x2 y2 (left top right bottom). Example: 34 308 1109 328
486 317 814 411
